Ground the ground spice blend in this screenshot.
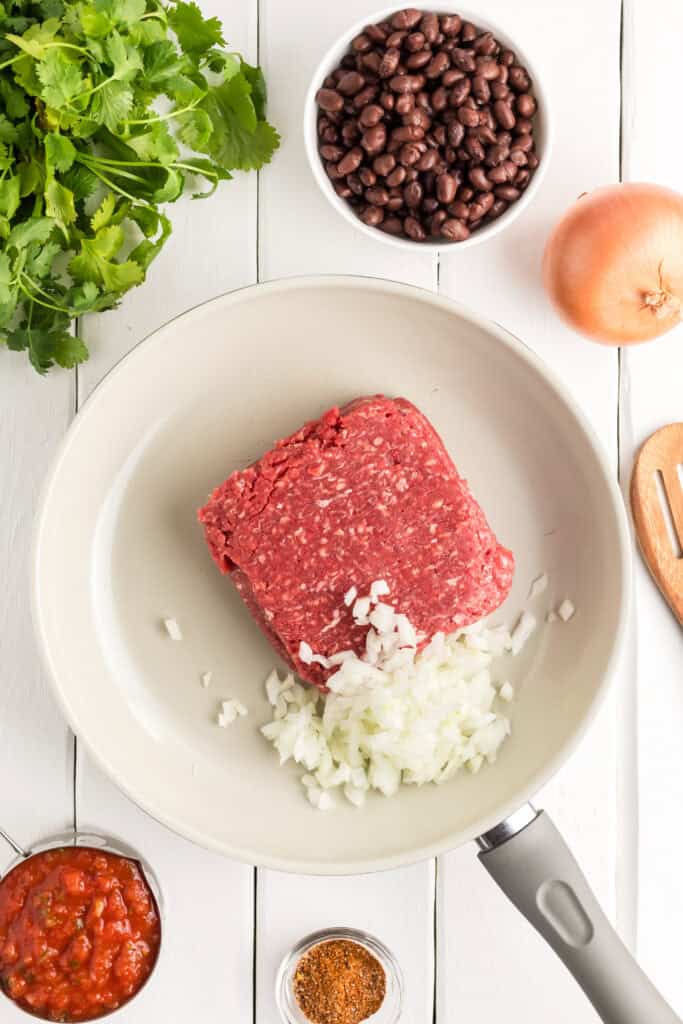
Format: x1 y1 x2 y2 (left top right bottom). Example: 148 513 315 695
293 939 387 1024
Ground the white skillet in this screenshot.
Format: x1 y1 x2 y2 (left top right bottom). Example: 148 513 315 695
33 277 677 1023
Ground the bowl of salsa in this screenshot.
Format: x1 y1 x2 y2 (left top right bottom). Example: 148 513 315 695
0 833 162 1022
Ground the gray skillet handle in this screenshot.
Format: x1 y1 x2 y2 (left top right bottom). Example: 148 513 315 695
478 808 681 1024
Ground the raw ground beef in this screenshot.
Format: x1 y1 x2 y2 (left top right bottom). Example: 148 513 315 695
198 396 514 688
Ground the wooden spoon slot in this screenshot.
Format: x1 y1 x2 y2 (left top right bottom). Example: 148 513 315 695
654 469 682 559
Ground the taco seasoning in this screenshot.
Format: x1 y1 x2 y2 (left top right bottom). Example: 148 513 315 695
293 939 386 1024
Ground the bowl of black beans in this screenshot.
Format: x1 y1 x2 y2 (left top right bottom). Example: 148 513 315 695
304 5 551 248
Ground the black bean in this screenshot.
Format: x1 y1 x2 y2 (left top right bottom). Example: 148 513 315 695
404 215 426 240
361 124 387 154
337 71 365 96
461 21 477 42
493 100 516 129
440 14 462 36
379 47 401 78
441 218 470 241
388 74 425 93
468 192 494 219
452 48 476 72
436 172 458 203
359 167 377 187
405 31 426 51
473 32 497 55
469 166 492 191
319 144 344 162
406 50 432 69
457 106 480 128
386 165 407 187
365 186 390 205
494 184 521 200
516 93 537 118
429 210 446 235
391 8 422 30
317 88 344 112
353 84 378 109
381 215 403 234
420 12 439 42
351 34 372 53
472 75 490 103
336 147 363 175
395 92 415 115
373 153 396 175
359 103 384 128
449 78 471 106
360 205 384 226
508 66 531 91
404 181 423 207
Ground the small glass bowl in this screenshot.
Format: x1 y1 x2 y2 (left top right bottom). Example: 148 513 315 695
276 927 404 1024
0 830 163 1022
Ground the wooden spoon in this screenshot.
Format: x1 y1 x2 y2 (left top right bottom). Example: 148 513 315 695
630 423 683 626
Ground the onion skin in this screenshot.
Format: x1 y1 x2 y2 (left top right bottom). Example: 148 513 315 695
542 183 683 345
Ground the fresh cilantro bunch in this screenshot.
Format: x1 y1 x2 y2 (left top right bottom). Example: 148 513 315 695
0 0 279 372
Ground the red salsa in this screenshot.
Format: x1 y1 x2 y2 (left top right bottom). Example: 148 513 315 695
0 847 161 1022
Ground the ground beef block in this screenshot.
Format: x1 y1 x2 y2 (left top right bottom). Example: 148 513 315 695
198 396 514 688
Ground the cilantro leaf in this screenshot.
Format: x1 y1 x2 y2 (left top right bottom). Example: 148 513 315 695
201 74 280 171
45 179 76 229
36 50 84 107
90 192 117 232
0 176 21 219
168 1 225 57
44 133 76 173
69 225 144 292
7 217 56 250
90 81 134 131
177 108 212 150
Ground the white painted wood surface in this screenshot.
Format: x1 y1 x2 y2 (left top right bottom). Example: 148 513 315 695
2 0 682 1021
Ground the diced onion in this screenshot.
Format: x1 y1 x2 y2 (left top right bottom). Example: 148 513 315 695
163 617 182 640
261 583 518 809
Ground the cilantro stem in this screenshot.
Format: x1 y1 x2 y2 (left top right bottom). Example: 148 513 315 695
81 164 143 205
76 75 116 102
21 273 69 308
78 156 150 185
19 276 76 317
126 99 205 126
42 42 91 57
0 54 21 71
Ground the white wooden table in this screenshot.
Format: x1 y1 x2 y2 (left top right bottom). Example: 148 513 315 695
2 1 682 1020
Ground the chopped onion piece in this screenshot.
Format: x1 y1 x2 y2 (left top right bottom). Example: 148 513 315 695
558 599 576 622
370 579 390 602
344 586 358 607
163 617 182 640
528 573 549 599
546 610 558 624
499 681 515 702
299 640 313 664
200 671 212 688
509 611 537 656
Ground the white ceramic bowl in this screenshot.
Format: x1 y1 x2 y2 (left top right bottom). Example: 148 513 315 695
303 4 553 251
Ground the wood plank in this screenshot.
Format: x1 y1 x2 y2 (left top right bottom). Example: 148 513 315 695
620 0 683 1013
0 359 74 865
437 0 624 1018
257 2 436 1020
73 1 259 1019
